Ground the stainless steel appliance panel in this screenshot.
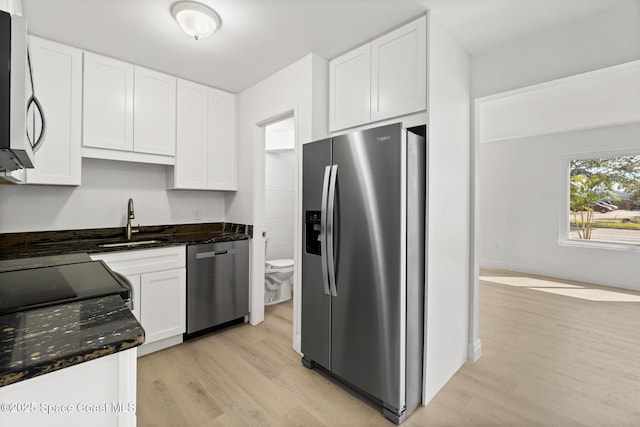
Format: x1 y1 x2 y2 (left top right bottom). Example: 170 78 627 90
186 240 249 334
301 138 332 369
0 11 46 171
330 123 404 409
404 127 426 417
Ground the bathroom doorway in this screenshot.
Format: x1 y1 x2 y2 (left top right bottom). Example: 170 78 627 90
263 116 296 308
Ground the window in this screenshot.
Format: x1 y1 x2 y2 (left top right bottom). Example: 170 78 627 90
568 153 640 246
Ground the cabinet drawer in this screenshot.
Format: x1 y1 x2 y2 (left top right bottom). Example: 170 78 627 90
91 246 186 276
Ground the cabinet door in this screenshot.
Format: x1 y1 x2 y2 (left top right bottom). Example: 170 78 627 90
140 268 186 344
83 52 134 151
134 66 176 156
207 88 236 190
370 15 427 122
174 79 208 189
329 44 371 132
25 37 82 186
0 350 137 427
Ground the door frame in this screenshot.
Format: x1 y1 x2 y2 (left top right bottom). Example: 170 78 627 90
250 104 303 352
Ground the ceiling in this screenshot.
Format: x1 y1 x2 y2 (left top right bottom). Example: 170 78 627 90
20 0 635 93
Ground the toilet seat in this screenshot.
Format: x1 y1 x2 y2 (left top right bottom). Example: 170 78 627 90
265 259 293 269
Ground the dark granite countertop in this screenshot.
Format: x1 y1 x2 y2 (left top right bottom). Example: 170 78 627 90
0 295 144 387
0 222 253 260
0 222 251 387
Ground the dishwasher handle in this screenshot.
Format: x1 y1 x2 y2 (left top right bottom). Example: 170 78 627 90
195 248 246 259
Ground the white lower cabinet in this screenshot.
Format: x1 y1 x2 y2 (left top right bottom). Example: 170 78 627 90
91 247 186 356
139 269 186 343
0 349 138 427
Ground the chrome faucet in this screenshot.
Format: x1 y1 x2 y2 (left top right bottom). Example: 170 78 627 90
126 198 139 240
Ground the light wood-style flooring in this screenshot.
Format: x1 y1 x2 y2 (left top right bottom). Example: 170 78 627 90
137 268 640 426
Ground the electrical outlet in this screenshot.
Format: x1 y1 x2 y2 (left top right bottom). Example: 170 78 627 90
193 209 201 220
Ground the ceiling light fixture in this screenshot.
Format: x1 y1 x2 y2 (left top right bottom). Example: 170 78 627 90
171 1 221 41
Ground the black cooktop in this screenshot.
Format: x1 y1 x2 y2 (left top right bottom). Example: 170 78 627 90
0 260 130 315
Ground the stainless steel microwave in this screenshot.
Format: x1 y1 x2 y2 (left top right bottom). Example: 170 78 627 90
0 10 46 172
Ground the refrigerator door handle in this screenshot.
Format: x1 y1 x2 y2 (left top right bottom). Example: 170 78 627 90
327 164 338 297
320 165 332 296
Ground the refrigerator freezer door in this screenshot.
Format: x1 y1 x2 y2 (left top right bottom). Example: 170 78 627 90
330 123 404 411
301 138 332 370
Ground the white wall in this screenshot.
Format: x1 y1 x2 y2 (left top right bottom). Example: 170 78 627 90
265 150 295 260
479 123 640 289
473 1 640 292
472 0 640 98
424 13 472 403
478 61 640 143
265 117 295 151
226 53 328 352
0 158 225 233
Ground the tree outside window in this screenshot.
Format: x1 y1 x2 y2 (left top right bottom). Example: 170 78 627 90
569 155 640 244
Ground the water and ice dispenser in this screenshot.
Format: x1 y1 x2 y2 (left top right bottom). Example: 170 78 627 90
305 211 321 255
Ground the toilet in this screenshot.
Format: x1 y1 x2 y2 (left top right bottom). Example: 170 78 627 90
264 259 293 305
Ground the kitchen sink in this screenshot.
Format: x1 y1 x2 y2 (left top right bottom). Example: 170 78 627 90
98 240 162 248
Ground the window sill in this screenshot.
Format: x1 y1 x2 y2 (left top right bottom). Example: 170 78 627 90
559 238 640 252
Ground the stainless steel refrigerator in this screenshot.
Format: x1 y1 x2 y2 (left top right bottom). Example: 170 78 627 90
301 122 425 424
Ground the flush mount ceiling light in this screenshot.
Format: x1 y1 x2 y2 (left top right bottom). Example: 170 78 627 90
171 1 221 40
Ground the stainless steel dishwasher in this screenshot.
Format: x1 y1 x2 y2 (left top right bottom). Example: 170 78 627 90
186 239 249 335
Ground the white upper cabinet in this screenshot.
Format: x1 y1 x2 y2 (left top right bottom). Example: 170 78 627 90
24 37 82 186
329 15 427 132
18 37 233 184
173 79 209 189
83 52 134 152
329 44 371 131
171 80 237 191
134 66 176 156
82 53 176 165
208 88 237 190
371 16 426 122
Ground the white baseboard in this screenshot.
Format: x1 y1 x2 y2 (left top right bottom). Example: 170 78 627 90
479 258 640 292
467 338 482 361
137 335 183 357
293 334 302 355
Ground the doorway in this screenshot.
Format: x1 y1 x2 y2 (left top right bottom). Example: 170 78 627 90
263 116 296 306
251 110 301 349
